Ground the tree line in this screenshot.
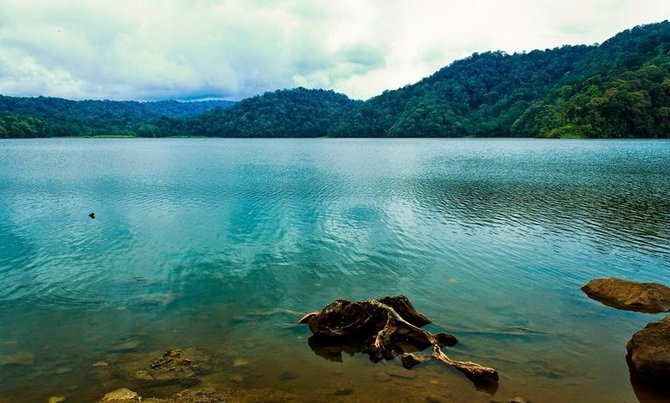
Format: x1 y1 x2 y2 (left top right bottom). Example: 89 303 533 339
2 20 669 138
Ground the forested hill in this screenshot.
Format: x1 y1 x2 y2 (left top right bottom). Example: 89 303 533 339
151 20 670 138
0 96 234 137
332 20 670 138
176 88 363 137
2 20 669 138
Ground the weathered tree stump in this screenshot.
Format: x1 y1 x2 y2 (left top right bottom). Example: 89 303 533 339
299 295 498 384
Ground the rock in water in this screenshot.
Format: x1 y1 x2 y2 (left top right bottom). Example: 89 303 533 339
171 388 227 402
100 388 140 402
582 278 670 313
98 387 226 402
117 348 210 386
299 295 498 384
626 316 670 390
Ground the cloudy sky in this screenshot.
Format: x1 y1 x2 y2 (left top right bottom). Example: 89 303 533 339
0 0 668 101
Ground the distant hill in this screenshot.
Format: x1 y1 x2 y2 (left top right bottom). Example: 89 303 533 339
0 96 234 137
179 88 363 137
1 20 669 138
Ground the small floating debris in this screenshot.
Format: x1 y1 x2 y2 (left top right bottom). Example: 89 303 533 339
88 212 96 219
92 361 109 367
47 396 66 403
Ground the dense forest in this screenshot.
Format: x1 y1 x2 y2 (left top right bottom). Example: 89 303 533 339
1 21 669 138
0 97 233 138
161 88 362 138
332 20 670 138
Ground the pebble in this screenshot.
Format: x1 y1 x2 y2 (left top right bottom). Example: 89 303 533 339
100 388 140 402
509 397 529 403
279 370 298 381
233 358 249 367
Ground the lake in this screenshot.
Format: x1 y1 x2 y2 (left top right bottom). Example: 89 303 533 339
1 138 669 403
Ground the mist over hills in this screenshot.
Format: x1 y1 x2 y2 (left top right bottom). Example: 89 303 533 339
2 20 669 138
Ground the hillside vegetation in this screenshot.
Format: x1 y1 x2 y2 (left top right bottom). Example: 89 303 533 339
0 97 233 138
1 21 669 138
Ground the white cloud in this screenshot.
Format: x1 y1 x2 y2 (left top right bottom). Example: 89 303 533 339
0 0 668 101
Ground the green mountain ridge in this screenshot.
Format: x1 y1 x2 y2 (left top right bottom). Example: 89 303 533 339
1 20 669 138
0 96 234 137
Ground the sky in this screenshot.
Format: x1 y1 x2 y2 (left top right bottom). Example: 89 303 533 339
0 0 668 101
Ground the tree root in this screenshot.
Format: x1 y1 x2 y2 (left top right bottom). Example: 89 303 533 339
299 295 498 385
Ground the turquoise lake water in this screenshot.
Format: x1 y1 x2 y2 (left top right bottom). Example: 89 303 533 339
1 138 669 402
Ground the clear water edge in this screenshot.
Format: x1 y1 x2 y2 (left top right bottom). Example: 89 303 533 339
0 138 669 402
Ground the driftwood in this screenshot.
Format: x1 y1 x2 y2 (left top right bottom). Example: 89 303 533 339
299 295 498 384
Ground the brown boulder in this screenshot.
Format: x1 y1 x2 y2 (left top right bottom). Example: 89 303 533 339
582 278 670 313
626 316 670 390
116 348 211 386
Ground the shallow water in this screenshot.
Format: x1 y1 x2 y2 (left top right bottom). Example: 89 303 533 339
0 138 669 403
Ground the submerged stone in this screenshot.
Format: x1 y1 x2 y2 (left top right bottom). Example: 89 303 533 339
171 388 227 403
279 370 298 381
626 316 670 390
0 352 34 366
374 371 392 382
386 366 418 380
116 348 210 386
100 388 140 402
582 278 670 313
333 388 354 396
98 387 226 403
